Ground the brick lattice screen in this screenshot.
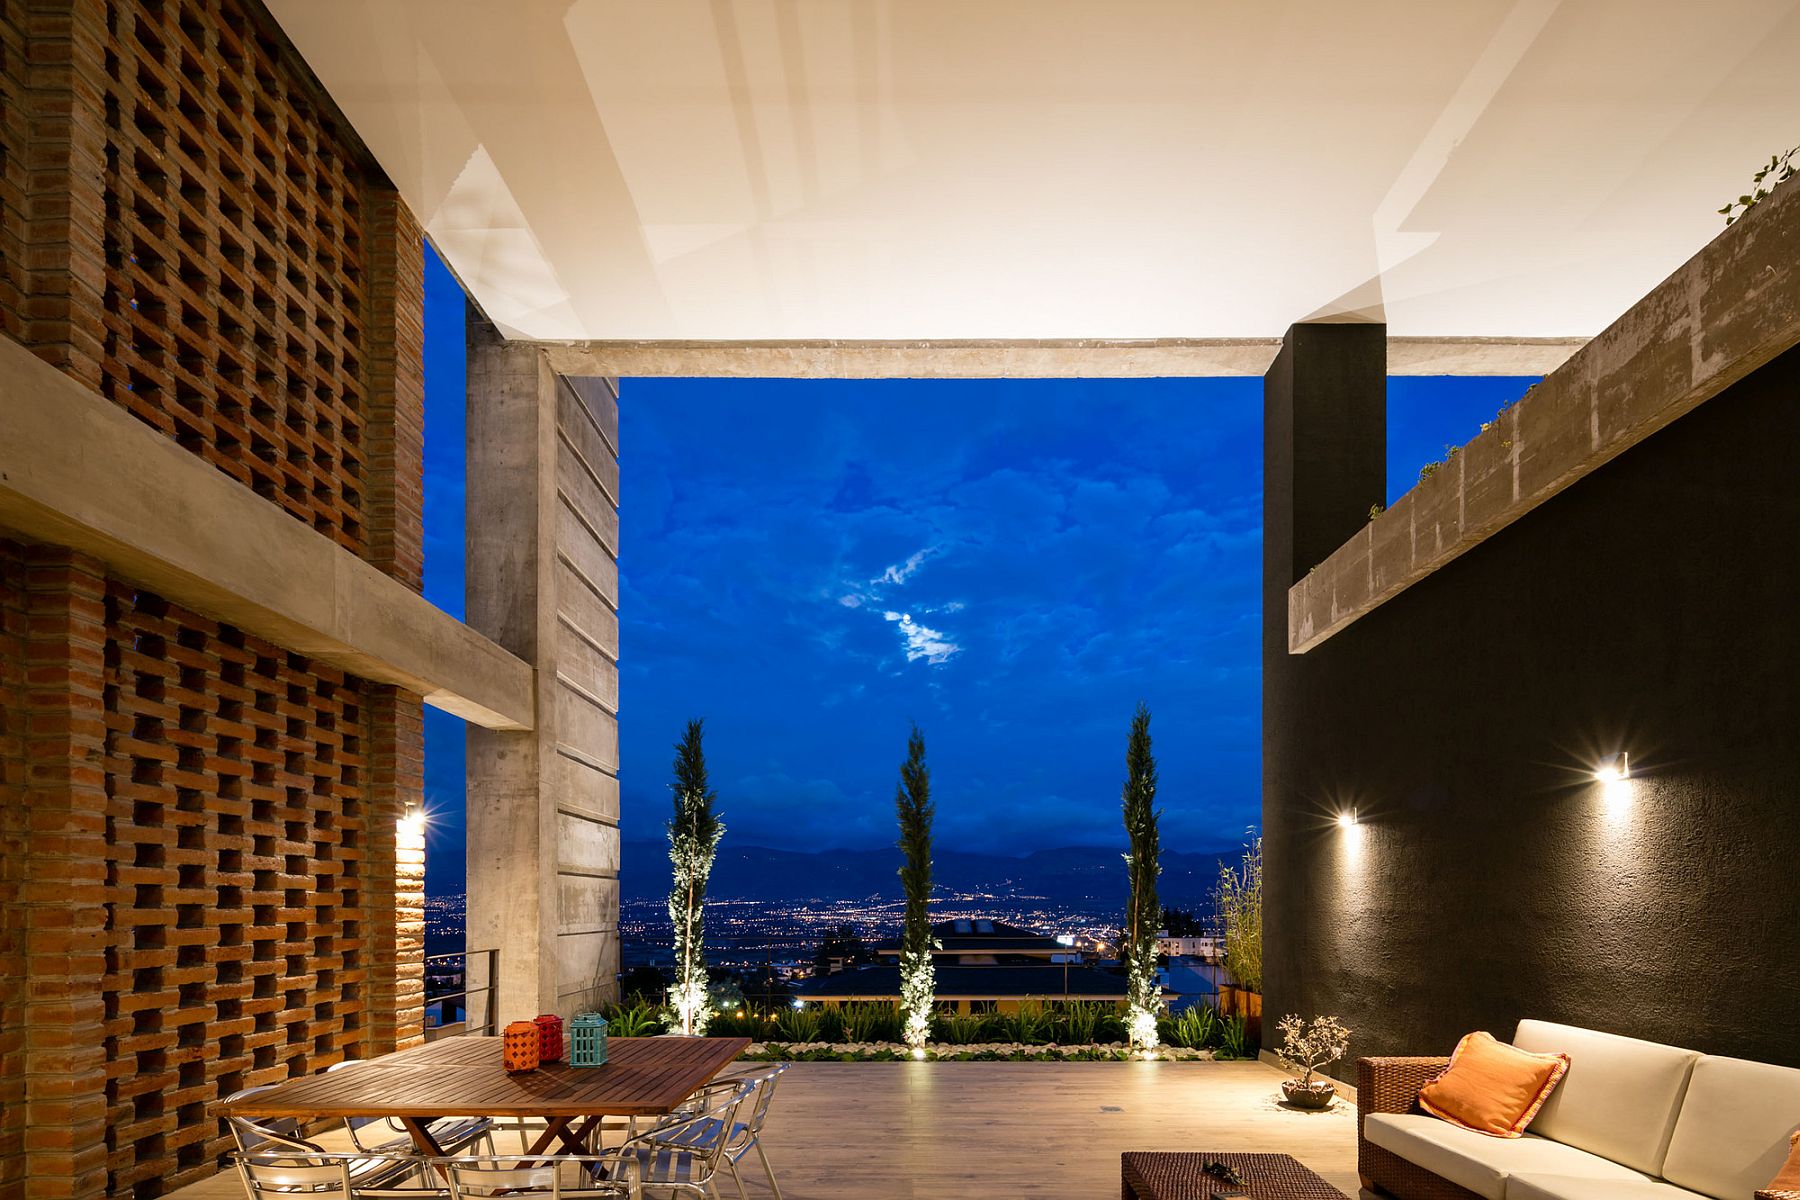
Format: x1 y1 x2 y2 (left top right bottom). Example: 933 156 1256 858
101 580 385 1193
0 0 426 579
0 9 27 347
97 0 372 555
0 1 431 1196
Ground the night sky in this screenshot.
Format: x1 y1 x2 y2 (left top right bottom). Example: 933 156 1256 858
418 245 1535 896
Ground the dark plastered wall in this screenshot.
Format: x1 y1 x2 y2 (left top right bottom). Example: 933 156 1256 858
1263 345 1800 1077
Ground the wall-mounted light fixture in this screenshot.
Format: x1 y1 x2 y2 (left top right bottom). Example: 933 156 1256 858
1336 808 1358 829
1593 753 1630 784
398 805 428 846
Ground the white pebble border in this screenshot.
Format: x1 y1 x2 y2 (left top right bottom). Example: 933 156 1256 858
741 1041 1219 1061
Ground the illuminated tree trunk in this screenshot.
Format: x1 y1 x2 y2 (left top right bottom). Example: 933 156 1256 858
668 719 724 1036
895 726 935 1055
1121 704 1162 1051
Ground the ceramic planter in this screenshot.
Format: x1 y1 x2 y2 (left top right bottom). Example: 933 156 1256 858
1281 1078 1336 1110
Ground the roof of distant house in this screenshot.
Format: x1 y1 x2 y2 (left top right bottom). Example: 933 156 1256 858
793 963 1178 1001
872 918 1068 956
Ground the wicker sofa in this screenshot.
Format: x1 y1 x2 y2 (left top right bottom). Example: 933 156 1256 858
1357 1020 1800 1200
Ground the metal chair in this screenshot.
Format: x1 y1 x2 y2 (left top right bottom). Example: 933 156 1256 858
713 1065 788 1200
616 1080 756 1199
439 1152 640 1199
222 1086 327 1156
323 1060 497 1157
233 1151 432 1198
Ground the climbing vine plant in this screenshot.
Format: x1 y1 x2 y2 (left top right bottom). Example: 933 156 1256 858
1719 145 1797 225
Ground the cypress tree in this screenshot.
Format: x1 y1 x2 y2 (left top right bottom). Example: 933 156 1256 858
1121 703 1162 1050
895 725 935 1055
668 719 724 1035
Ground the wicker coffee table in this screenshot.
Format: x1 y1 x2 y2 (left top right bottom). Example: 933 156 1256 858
1121 1152 1348 1200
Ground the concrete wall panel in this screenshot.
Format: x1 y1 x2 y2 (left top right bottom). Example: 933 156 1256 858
556 812 622 879
556 559 620 659
556 506 620 608
555 684 620 770
549 751 621 825
557 630 620 713
557 872 622 934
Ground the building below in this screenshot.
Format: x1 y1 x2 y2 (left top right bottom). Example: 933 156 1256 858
1156 934 1221 960
798 918 1180 1013
874 918 1083 966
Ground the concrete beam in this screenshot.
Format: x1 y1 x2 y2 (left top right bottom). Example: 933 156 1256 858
1289 178 1800 654
540 336 1583 380
0 334 534 730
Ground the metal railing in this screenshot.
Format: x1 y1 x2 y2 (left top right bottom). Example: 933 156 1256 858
423 948 499 1040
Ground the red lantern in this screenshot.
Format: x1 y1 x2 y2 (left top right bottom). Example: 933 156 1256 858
503 1021 540 1073
534 1014 564 1063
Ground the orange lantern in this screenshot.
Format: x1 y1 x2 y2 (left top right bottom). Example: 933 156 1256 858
534 1013 564 1063
503 1021 540 1072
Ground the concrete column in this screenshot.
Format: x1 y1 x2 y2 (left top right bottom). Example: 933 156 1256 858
465 320 621 1022
1260 323 1385 1039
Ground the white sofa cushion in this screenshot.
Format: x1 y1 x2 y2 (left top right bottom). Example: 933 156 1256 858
1365 1113 1651 1200
1661 1054 1800 1200
1508 1173 1708 1200
1513 1020 1699 1174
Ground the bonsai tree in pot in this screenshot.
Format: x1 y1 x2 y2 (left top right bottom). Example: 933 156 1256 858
1274 1014 1351 1109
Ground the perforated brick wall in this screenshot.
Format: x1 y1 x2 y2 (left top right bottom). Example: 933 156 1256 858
101 582 375 1192
0 1 431 1197
0 8 27 346
98 0 372 553
0 0 425 579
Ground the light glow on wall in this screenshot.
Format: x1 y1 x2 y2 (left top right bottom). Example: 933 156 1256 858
1593 754 1633 820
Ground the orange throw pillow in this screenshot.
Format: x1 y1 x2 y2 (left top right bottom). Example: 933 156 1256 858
1755 1129 1800 1200
1419 1031 1570 1138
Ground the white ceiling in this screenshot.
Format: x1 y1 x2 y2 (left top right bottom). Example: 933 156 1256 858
269 0 1800 343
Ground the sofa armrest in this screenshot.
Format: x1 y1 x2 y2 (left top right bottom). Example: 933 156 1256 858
1357 1057 1449 1123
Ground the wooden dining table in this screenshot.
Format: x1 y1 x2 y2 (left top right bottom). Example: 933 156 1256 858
218 1035 752 1158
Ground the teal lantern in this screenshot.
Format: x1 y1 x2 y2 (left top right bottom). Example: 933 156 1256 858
569 1012 609 1067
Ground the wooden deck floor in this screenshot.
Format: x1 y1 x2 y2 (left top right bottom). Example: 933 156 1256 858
171 1059 1359 1199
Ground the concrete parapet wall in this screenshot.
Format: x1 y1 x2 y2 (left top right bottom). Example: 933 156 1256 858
1290 177 1800 653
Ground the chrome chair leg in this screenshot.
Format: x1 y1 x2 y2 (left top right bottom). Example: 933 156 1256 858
754 1141 783 1200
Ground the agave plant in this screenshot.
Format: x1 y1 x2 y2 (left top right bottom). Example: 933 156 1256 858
1059 1000 1103 1045
1169 1004 1219 1050
935 1010 990 1045
603 1000 666 1037
839 1002 901 1043
1000 999 1053 1045
775 1004 825 1043
1216 1014 1250 1060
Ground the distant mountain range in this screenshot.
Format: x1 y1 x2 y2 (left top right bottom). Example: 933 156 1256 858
619 840 1231 909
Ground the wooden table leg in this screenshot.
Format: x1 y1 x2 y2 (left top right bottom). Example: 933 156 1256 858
571 1115 605 1151
525 1116 589 1156
399 1117 450 1157
399 1117 454 1181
